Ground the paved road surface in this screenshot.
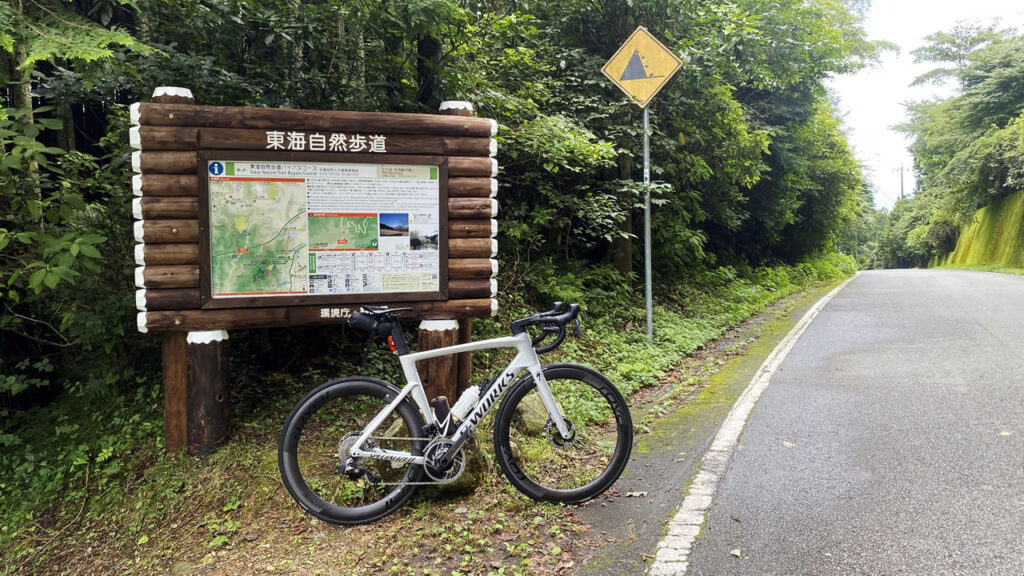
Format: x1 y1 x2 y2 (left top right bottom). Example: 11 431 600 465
687 270 1024 575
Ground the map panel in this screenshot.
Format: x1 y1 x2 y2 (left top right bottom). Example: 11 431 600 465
209 178 309 296
308 214 379 250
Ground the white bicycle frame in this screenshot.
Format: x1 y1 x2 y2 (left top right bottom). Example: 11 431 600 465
348 331 572 465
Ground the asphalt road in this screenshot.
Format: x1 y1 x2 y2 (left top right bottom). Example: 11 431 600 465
687 270 1024 575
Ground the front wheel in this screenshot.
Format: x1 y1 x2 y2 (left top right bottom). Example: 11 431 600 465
493 364 633 504
278 377 426 525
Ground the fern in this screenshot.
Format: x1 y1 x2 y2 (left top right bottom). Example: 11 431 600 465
0 1 151 71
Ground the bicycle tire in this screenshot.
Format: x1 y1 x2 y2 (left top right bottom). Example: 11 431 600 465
493 364 633 504
278 377 426 525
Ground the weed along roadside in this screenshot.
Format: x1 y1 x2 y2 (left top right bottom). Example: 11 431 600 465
1 256 854 576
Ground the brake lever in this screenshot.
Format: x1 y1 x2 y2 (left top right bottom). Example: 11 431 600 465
572 318 581 339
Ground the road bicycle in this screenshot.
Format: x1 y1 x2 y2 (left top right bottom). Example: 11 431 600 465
278 302 633 525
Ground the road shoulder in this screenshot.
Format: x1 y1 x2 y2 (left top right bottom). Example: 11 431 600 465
575 278 849 576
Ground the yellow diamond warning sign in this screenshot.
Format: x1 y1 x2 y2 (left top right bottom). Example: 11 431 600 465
601 26 683 108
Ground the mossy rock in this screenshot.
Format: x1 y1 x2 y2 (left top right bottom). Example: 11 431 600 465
513 394 550 435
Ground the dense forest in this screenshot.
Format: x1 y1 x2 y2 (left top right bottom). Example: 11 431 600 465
2 0 881 572
878 22 1024 268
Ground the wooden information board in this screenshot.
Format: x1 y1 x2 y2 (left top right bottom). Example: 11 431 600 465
132 91 498 333
130 87 499 454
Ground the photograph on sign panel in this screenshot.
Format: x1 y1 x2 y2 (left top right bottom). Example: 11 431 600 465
379 213 410 236
409 212 439 251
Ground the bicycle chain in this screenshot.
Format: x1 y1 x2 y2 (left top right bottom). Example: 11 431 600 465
346 436 458 486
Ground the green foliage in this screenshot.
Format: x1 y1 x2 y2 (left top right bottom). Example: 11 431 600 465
911 21 1010 87
2 6 144 72
896 27 1024 267
0 110 114 392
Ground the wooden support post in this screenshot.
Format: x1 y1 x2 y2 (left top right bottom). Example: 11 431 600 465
187 330 231 455
161 330 231 455
457 318 473 396
162 332 188 452
417 320 460 403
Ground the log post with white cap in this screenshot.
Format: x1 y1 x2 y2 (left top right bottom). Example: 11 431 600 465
416 320 460 404
136 87 231 455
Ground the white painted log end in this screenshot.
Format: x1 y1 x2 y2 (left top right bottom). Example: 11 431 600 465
490 198 498 218
131 151 142 174
490 299 499 316
439 100 473 113
490 278 498 297
489 259 498 277
490 158 498 177
132 198 142 220
490 238 498 257
419 319 459 332
134 266 145 288
137 312 148 333
130 102 141 126
490 178 498 197
187 330 229 344
133 221 145 243
134 243 145 265
489 119 498 137
489 138 497 158
135 289 147 311
490 219 498 238
132 174 143 196
153 86 194 100
129 126 142 150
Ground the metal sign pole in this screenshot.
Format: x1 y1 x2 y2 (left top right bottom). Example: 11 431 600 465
643 106 653 344
600 26 682 346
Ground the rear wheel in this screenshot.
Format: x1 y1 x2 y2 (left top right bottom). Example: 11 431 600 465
278 377 426 525
493 364 632 504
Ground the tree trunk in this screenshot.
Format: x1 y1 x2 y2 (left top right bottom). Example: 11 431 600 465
612 153 634 277
10 40 41 222
416 34 441 109
384 33 405 108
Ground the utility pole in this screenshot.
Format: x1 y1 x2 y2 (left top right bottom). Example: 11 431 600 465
899 163 905 200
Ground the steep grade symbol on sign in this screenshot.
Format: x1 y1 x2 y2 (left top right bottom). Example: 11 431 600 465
619 50 662 81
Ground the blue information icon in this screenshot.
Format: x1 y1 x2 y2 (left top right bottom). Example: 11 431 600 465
209 162 225 176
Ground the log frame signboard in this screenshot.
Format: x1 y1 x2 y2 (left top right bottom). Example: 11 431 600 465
132 90 499 334
131 87 498 454
197 151 450 309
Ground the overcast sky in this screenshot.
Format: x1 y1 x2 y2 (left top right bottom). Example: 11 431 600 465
827 1 1024 210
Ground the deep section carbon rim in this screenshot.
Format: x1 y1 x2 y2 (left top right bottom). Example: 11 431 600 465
494 364 632 504
278 378 426 525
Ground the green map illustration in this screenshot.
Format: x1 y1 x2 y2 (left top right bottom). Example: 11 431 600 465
308 215 379 250
209 180 309 296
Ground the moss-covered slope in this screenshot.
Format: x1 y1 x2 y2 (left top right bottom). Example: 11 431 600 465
934 189 1024 268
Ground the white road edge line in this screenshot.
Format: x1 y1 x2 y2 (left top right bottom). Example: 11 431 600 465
647 276 855 576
